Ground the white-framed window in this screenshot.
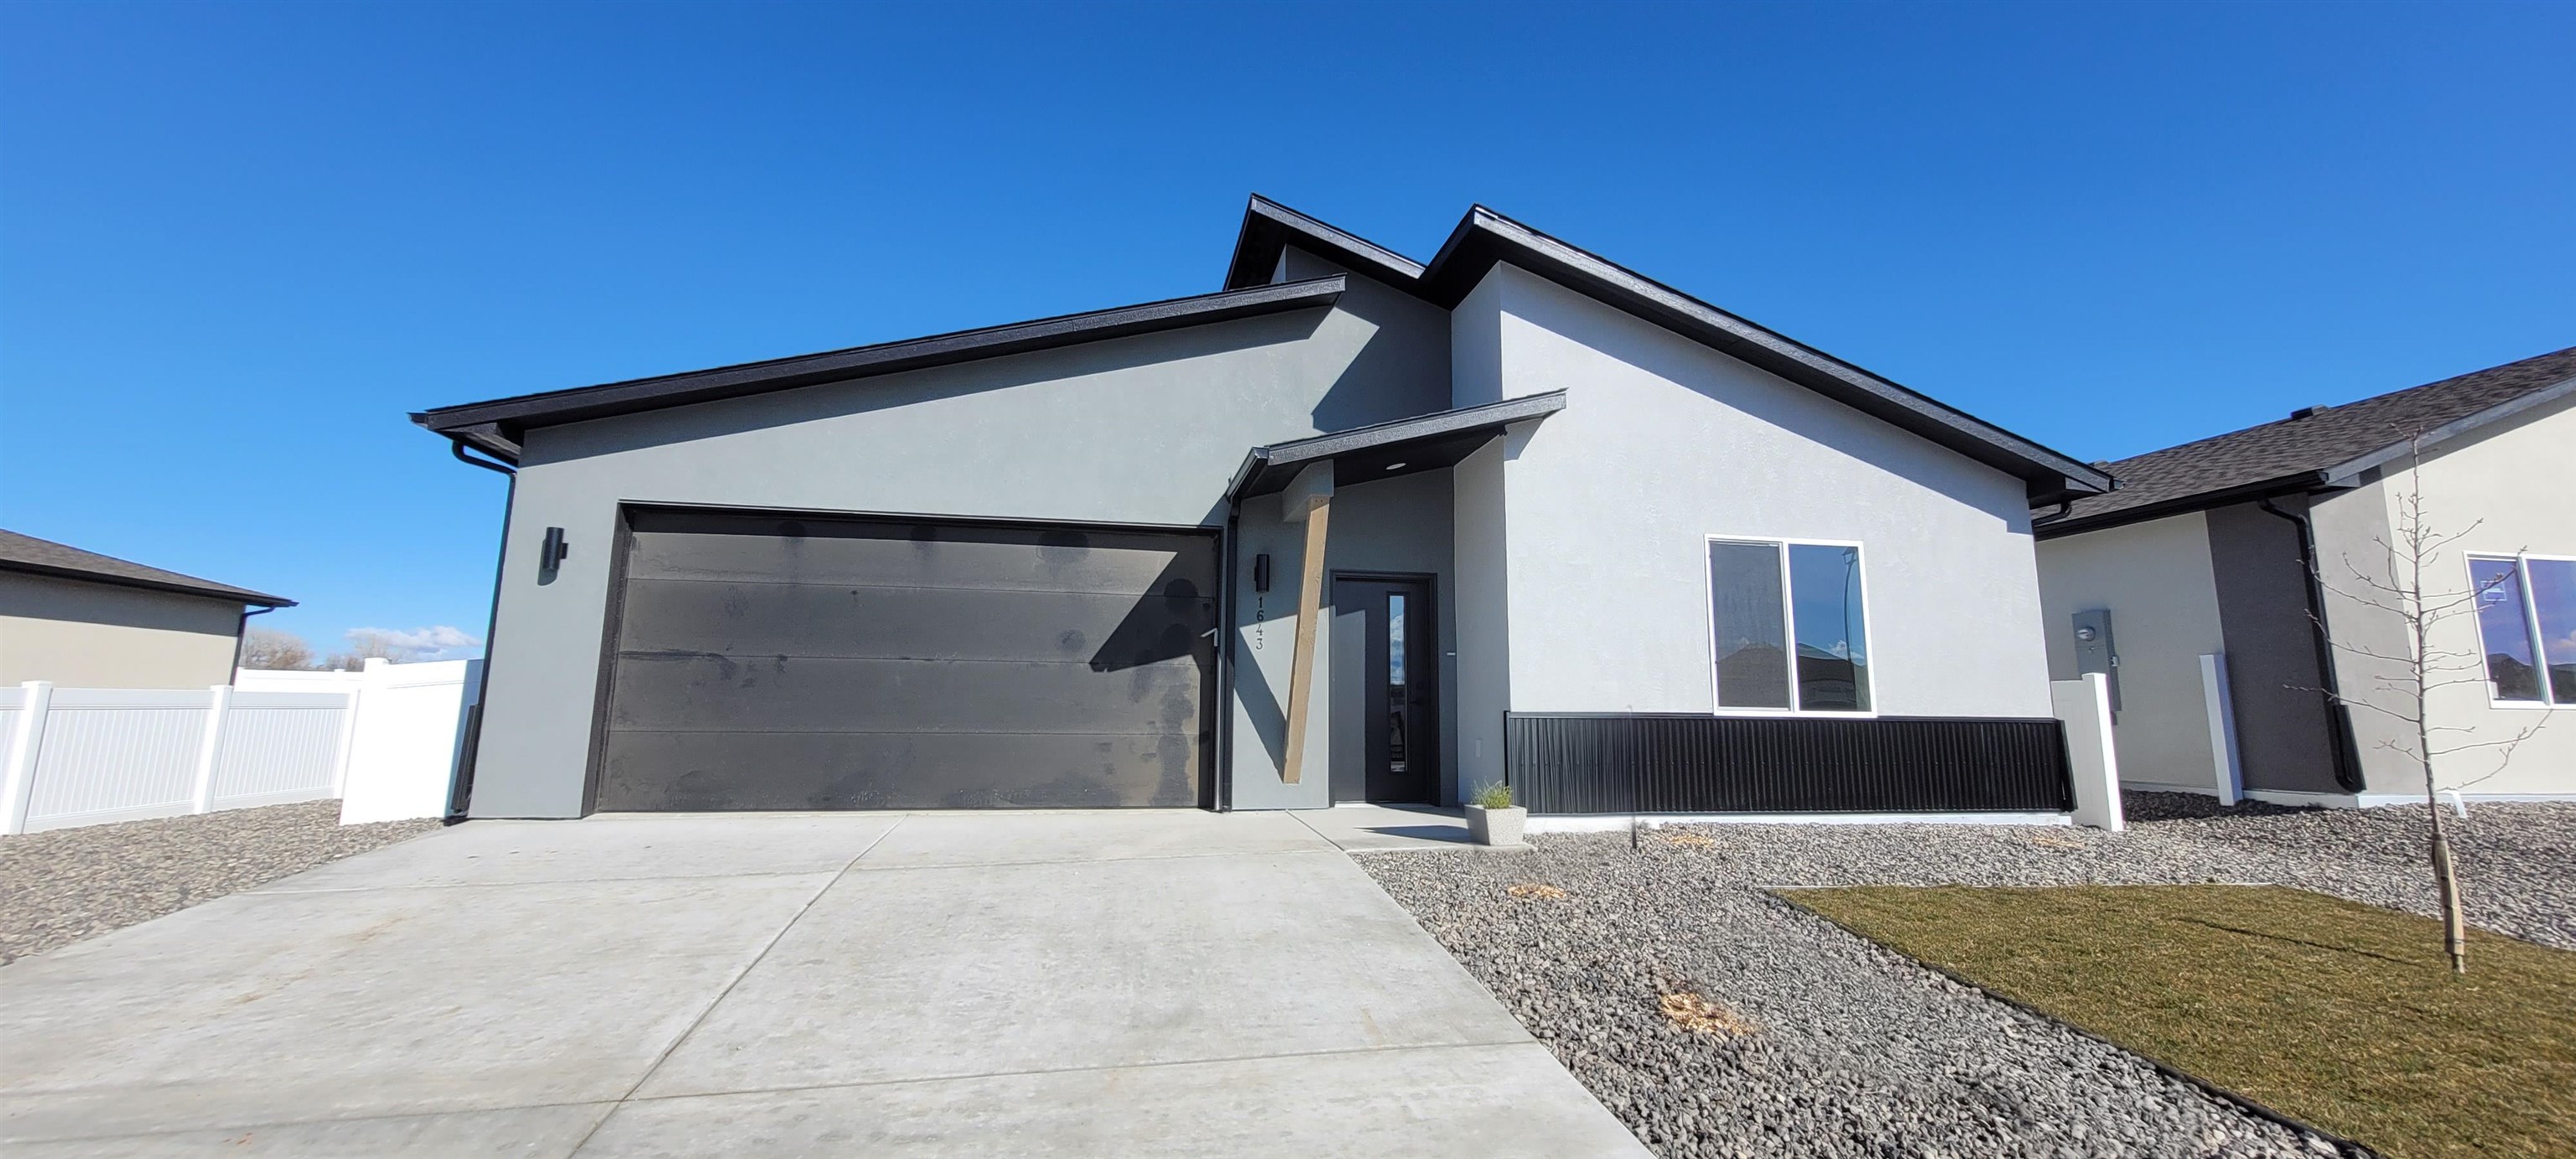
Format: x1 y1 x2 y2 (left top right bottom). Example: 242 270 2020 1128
1706 536 1872 715
2468 553 2576 708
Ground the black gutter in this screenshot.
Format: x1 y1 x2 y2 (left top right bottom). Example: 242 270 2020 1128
2033 471 2331 541
443 438 517 820
2257 496 2366 793
450 439 517 477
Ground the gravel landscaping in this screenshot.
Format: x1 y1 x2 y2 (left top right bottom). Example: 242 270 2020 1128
1360 794 2576 1158
0 801 442 964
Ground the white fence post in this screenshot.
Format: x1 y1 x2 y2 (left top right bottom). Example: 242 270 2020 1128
2051 673 2125 831
330 685 365 799
2199 652 2244 807
190 684 232 815
3 680 54 835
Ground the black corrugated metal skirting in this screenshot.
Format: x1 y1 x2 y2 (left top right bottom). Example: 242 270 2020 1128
1505 714 2074 814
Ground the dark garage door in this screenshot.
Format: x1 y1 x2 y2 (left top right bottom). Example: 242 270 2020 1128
595 510 1218 811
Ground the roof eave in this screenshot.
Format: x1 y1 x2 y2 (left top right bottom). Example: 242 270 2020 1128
1226 391 1570 503
413 276 1348 445
2318 373 2576 487
0 560 295 608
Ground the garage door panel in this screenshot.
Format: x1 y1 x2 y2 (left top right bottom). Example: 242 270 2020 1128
624 524 1213 599
598 730 1198 811
608 653 1208 735
599 512 1216 812
615 578 1214 666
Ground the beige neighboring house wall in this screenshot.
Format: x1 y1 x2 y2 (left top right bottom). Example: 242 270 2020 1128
2035 512 2227 793
0 571 250 689
2310 395 2576 798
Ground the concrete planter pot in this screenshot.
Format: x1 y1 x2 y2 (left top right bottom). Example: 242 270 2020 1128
1465 804 1527 847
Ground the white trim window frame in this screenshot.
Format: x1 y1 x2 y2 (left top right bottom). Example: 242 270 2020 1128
2467 552 2575 709
1703 534 1877 717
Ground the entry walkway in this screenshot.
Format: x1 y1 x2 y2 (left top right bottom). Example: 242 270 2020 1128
1 810 1644 1156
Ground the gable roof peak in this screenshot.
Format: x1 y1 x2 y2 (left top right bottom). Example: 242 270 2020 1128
1226 195 2111 505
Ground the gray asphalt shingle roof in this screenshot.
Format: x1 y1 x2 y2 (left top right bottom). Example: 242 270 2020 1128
0 529 293 606
2038 345 2576 534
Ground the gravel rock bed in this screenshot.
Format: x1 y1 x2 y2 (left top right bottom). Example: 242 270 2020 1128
1361 796 2576 1157
0 801 441 964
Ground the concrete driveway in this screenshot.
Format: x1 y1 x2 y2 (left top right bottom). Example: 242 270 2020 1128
0 810 1645 1156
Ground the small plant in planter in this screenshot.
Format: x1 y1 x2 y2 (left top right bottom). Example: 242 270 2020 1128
1465 782 1526 847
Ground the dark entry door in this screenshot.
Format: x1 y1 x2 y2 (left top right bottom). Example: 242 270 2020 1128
594 509 1217 812
1341 576 1437 803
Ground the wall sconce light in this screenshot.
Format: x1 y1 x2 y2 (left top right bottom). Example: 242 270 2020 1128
1253 554 1272 593
540 527 570 572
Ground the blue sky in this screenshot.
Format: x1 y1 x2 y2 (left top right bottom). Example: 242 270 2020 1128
3 2 2568 656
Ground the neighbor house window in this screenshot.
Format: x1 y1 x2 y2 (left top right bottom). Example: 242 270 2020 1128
2471 554 2576 706
1708 538 1871 713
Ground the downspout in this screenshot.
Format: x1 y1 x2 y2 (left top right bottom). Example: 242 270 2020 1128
2257 496 2366 792
1216 503 1239 813
446 439 518 821
230 604 281 675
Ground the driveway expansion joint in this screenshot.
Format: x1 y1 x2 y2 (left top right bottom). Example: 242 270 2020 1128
560 815 907 1156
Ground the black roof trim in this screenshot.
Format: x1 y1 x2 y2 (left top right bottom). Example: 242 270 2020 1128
0 529 293 607
1228 391 1568 500
413 276 1348 464
1223 200 2111 505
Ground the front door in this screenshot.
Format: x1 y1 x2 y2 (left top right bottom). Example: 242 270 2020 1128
1340 576 1438 803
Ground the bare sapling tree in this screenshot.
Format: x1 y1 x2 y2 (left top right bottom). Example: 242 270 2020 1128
239 626 315 670
2310 430 2545 974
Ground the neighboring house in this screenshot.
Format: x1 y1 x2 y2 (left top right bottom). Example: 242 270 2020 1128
0 530 294 689
413 196 2111 819
2033 347 2575 806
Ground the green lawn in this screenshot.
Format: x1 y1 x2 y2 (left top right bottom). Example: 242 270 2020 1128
1783 885 2576 1159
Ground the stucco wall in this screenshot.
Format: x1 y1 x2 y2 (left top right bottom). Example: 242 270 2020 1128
0 573 245 689
2314 397 2576 798
1226 491 1317 811
2202 498 2345 793
1281 247 1452 427
475 302 1433 818
2033 513 2227 792
1451 439 1514 796
1458 263 2054 720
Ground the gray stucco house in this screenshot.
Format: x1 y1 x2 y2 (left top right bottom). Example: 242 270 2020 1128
416 197 2111 819
2035 346 2574 807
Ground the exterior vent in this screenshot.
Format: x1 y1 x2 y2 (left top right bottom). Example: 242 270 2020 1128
2288 404 2332 420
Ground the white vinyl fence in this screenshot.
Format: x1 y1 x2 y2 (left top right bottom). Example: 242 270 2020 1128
236 659 482 824
0 658 481 835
